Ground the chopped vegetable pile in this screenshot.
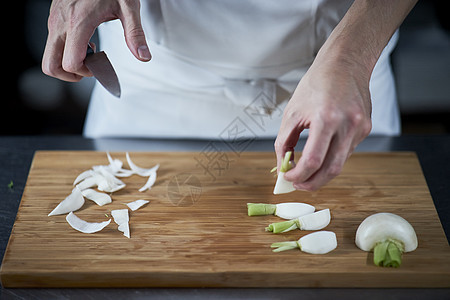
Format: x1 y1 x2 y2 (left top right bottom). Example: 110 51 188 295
48 152 157 238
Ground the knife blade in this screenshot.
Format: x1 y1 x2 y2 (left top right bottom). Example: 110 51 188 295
84 46 121 98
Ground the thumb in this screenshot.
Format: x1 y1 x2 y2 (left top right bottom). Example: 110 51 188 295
120 1 151 61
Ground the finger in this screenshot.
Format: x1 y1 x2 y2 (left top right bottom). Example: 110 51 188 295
284 122 334 184
120 1 151 61
293 131 355 191
42 34 83 82
274 119 302 173
88 41 97 53
62 22 95 78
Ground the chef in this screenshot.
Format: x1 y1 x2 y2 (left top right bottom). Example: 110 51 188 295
42 0 417 191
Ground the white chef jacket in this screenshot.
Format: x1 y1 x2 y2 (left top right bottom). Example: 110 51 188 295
84 0 400 139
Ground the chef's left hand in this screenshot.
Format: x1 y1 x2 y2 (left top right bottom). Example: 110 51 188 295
274 53 372 191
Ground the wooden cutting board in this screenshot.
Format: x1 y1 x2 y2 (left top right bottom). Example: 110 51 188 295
1 151 449 288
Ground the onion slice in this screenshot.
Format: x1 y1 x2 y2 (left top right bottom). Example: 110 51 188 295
275 202 315 219
126 199 150 211
73 170 94 186
126 152 159 177
125 152 159 192
81 189 112 206
273 151 296 195
299 231 337 254
138 171 158 192
265 209 331 233
66 212 111 234
94 166 126 192
111 209 130 238
106 152 124 173
48 186 85 216
273 172 295 195
271 231 337 254
298 209 331 230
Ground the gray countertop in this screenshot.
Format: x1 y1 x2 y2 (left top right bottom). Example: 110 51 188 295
1 135 449 299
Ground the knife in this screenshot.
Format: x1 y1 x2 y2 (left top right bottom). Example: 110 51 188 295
84 45 121 98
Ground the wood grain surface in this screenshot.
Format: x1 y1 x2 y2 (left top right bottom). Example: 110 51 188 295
1 151 449 288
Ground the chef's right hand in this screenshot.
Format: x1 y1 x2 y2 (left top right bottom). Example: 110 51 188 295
42 0 151 82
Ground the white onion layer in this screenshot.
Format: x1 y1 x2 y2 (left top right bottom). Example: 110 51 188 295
275 203 315 220
66 212 111 234
299 231 337 254
48 186 85 216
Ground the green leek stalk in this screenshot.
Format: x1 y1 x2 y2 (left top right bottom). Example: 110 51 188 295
247 203 276 216
373 239 404 268
265 219 299 233
270 151 293 174
271 241 300 252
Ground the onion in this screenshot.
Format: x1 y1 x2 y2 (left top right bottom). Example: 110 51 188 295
271 231 337 254
355 212 418 267
273 151 295 195
265 209 331 233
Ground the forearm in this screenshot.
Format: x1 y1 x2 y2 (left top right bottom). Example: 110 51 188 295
275 0 417 191
317 0 417 78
